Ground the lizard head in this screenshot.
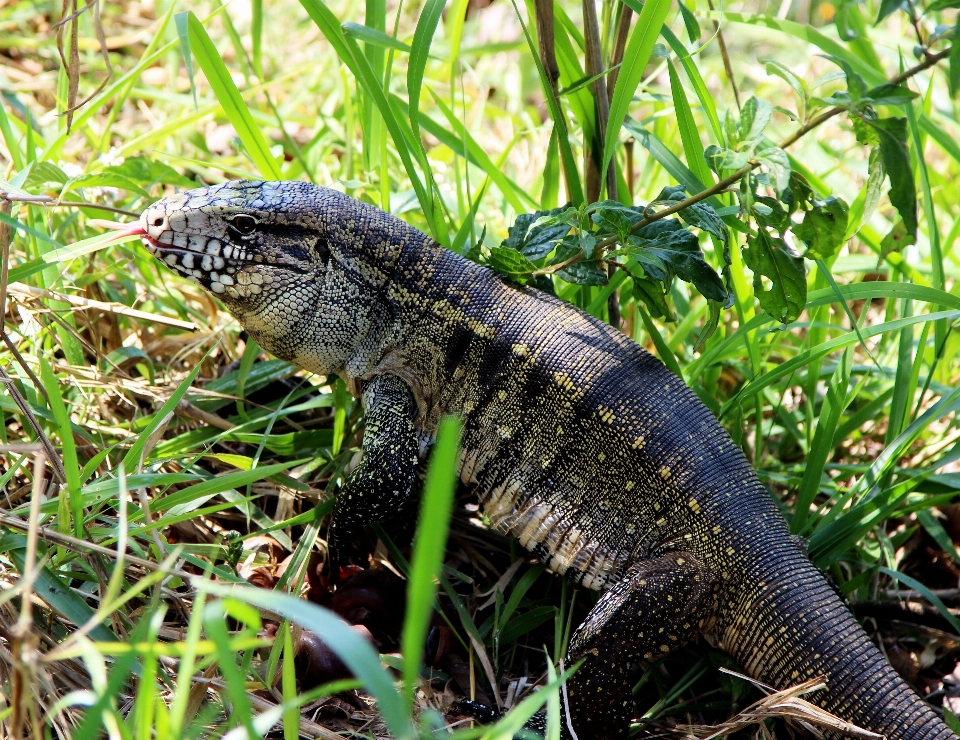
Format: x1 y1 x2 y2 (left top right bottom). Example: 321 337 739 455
140 180 412 376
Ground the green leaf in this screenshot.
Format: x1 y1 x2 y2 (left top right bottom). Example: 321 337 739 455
603 0 672 186
951 24 960 96
39 358 82 534
754 140 791 195
704 144 749 174
298 0 441 238
862 146 885 228
23 161 69 187
632 274 673 320
668 61 713 192
876 0 906 23
864 82 917 107
653 185 729 244
742 228 806 324
944 707 960 735
738 97 773 142
868 116 917 246
879 218 912 255
821 53 869 102
510 0 583 206
761 58 807 118
557 260 608 286
177 12 281 179
489 247 537 278
6 539 115 642
634 219 727 302
677 1 701 42
105 156 196 187
61 173 149 198
794 196 849 259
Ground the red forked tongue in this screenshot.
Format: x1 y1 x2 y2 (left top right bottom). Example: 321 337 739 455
88 219 148 245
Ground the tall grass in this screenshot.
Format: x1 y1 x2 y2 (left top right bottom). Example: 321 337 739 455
0 0 958 735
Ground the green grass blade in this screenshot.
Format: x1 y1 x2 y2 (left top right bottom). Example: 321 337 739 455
202 581 414 739
39 357 81 534
429 92 537 213
791 349 852 534
401 415 460 710
667 60 713 189
408 0 446 144
178 12 282 179
879 567 960 633
343 21 411 53
719 309 960 417
603 0 672 188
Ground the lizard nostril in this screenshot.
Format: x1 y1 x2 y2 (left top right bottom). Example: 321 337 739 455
153 217 164 227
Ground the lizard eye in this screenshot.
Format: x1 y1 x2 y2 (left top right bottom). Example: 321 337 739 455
230 214 258 236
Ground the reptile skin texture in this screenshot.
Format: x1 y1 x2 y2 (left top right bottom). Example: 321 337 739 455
141 180 955 739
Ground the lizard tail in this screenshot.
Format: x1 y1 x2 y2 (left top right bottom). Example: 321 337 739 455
724 559 954 739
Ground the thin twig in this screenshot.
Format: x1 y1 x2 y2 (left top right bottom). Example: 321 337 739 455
706 0 741 110
0 366 66 483
533 45 952 277
1 191 140 217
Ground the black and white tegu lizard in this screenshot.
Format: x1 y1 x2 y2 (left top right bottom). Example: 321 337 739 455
139 180 954 739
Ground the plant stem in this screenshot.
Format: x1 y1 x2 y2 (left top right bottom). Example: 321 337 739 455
533 45 952 277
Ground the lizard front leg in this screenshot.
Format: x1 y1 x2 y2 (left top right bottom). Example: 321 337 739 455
327 373 420 572
562 552 713 738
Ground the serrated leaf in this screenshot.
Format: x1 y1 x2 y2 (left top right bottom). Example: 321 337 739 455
23 161 69 187
652 185 729 244
591 202 637 242
794 196 849 259
557 260 608 286
863 146 885 226
864 82 918 107
762 58 808 119
754 141 791 195
738 97 773 142
580 232 598 259
626 246 669 282
867 116 917 246
106 156 196 188
752 195 790 232
880 218 912 255
489 247 537 278
820 54 868 102
743 228 807 324
502 207 573 260
704 145 749 174
634 220 727 302
631 275 673 320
